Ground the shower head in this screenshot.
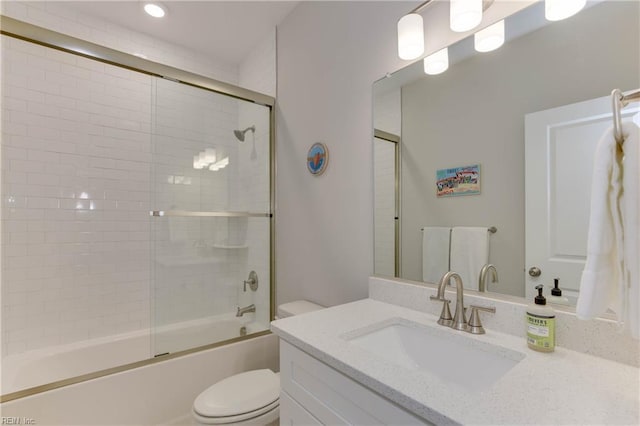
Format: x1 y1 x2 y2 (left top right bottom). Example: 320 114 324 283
233 125 255 142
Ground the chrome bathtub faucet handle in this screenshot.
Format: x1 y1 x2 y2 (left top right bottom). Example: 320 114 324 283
243 271 259 292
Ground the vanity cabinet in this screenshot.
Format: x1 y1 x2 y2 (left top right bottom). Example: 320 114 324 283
279 341 431 425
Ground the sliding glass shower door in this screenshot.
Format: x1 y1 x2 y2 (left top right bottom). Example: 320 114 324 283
151 78 272 356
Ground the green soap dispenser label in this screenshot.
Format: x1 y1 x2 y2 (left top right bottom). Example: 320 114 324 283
526 314 555 350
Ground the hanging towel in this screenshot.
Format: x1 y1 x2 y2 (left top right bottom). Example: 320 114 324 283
450 227 489 291
622 120 639 339
422 227 451 283
576 125 626 325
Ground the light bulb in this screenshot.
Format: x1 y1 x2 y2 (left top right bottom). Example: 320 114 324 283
397 13 424 60
474 20 505 53
423 48 449 75
545 0 586 21
144 3 166 18
450 0 483 32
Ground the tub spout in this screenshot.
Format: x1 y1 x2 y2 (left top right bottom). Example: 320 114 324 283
236 304 256 317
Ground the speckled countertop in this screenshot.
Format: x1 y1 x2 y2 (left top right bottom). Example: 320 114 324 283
271 299 640 425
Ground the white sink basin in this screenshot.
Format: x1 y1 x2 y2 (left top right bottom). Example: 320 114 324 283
345 318 525 391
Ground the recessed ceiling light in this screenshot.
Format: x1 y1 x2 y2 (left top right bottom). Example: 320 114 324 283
144 3 166 18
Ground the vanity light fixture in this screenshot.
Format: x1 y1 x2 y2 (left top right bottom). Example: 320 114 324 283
474 20 505 52
450 0 483 33
545 0 586 21
144 2 166 18
423 47 449 75
397 13 425 60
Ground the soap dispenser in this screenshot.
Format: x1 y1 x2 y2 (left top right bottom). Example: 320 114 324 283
526 285 555 352
548 278 570 306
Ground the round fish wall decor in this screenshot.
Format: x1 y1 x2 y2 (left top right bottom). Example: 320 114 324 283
307 142 329 175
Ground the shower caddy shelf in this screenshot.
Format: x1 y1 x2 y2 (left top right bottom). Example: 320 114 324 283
150 210 270 218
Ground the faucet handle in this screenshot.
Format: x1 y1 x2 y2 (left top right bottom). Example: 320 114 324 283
467 305 496 334
435 299 453 326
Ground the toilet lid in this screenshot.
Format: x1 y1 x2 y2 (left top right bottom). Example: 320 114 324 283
193 369 280 418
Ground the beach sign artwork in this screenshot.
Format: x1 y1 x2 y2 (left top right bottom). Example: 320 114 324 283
436 164 480 197
307 142 328 175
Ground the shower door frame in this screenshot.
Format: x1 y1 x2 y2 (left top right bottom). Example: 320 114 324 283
0 15 277 402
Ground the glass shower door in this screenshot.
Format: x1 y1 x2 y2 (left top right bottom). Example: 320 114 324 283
150 77 272 356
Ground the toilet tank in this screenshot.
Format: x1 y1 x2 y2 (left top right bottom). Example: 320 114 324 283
276 300 324 319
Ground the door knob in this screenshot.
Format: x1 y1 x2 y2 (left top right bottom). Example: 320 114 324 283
528 266 542 277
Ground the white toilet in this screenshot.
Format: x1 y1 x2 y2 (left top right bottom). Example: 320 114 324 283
192 300 324 425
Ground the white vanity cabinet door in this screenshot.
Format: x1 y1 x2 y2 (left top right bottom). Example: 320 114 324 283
280 391 323 425
279 341 432 425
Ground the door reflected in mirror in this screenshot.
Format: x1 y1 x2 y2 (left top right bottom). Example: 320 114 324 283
372 0 640 305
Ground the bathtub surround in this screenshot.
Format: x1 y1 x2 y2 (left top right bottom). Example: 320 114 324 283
1 4 276 399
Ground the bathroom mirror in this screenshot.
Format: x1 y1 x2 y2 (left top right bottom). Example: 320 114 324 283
373 0 640 304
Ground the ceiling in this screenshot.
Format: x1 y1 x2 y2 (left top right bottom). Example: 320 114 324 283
56 1 299 65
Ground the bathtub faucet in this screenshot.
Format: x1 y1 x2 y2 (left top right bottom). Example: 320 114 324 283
236 304 256 317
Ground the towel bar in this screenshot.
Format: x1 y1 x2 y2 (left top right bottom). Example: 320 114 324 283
421 226 497 233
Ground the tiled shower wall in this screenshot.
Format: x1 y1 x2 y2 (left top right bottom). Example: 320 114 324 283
1 36 154 355
1 6 276 356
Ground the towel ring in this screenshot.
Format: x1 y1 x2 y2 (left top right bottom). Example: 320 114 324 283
612 88 640 144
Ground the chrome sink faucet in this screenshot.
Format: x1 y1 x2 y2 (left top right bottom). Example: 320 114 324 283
430 271 496 334
430 271 468 331
236 304 256 317
479 264 498 292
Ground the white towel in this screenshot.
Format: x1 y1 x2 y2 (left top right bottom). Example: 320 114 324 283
450 227 489 291
622 120 639 339
422 227 451 283
576 124 628 328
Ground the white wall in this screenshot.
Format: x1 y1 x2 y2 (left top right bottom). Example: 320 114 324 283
276 2 410 307
275 1 532 307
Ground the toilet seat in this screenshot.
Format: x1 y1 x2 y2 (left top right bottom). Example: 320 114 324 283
193 369 280 425
192 399 279 425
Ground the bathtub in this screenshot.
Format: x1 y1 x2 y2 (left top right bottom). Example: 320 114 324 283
1 331 278 425
1 313 267 396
